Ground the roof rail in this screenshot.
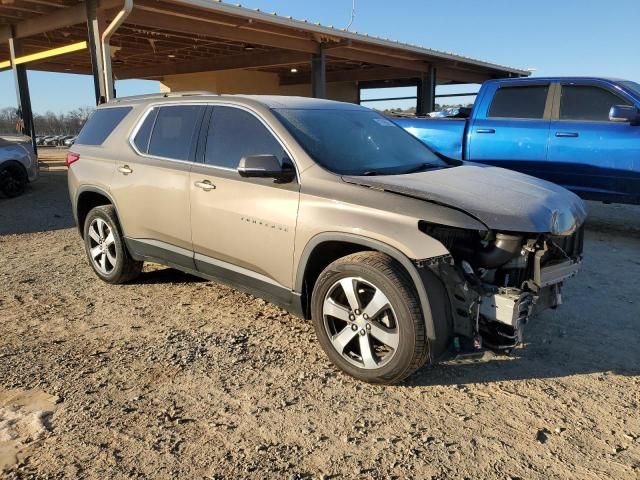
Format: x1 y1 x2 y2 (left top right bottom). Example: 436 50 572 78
109 91 214 103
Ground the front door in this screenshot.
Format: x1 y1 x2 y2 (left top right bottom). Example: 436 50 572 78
547 82 640 201
189 105 300 300
469 82 552 179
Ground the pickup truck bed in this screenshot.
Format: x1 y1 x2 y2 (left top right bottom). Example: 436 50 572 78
397 117 467 160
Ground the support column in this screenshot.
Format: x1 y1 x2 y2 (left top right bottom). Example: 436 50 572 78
86 0 107 105
417 65 436 115
311 48 326 99
9 34 36 154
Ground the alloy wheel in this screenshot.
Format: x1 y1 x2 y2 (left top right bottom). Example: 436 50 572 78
88 218 117 275
322 276 399 369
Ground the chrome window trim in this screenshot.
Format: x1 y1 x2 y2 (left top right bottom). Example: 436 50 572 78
127 101 300 180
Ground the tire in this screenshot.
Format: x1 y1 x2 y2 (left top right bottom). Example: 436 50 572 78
83 205 143 284
0 162 28 198
311 251 429 384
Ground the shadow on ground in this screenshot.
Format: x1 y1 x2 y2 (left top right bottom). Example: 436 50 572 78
0 170 74 235
584 200 640 236
133 266 207 285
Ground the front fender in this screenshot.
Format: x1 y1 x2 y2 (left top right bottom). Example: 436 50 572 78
296 232 445 341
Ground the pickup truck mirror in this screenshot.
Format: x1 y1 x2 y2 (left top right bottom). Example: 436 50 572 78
237 154 295 182
609 105 640 125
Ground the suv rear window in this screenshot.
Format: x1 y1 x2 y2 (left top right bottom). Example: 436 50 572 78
488 85 549 119
75 107 132 145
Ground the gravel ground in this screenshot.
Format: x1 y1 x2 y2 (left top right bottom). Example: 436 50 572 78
1 163 639 479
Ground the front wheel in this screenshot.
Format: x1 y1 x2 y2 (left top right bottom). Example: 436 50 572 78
83 205 142 284
311 251 429 384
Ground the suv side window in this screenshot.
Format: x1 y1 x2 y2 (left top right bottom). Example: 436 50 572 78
488 85 549 119
147 105 204 161
560 85 631 121
132 108 158 154
205 106 286 169
76 107 132 145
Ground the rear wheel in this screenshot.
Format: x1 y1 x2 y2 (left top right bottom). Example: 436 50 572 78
83 205 142 284
0 162 28 198
311 251 429 384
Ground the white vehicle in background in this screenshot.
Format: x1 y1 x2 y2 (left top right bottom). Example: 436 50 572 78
0 136 38 198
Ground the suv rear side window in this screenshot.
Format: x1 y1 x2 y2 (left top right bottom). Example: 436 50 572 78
560 85 631 121
148 105 204 161
75 107 132 145
488 85 549 119
132 108 158 154
205 106 286 169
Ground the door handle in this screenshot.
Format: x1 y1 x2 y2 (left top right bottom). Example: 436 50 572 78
194 180 216 191
555 132 579 138
118 165 133 175
476 128 496 134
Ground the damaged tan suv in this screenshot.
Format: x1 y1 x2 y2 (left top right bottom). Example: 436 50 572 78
68 93 586 384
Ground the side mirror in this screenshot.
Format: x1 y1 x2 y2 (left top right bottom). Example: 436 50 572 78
237 154 295 181
609 105 640 125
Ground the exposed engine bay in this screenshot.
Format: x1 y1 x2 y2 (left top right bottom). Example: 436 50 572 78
418 221 584 351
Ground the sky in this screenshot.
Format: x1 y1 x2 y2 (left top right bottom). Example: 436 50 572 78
0 0 638 113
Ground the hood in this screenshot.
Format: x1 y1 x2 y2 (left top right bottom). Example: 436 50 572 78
343 163 587 234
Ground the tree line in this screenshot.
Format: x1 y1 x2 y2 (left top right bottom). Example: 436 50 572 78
0 106 93 136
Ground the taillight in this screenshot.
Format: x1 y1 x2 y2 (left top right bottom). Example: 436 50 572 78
65 152 80 167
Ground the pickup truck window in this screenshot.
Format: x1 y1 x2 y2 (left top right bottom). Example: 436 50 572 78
488 85 549 119
620 81 640 98
560 85 630 122
274 108 448 176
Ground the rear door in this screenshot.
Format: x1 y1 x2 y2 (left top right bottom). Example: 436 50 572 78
469 82 552 178
189 104 300 299
547 81 639 201
109 104 205 268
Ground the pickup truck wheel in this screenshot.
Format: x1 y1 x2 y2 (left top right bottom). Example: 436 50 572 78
311 251 429 384
0 162 28 198
83 205 142 284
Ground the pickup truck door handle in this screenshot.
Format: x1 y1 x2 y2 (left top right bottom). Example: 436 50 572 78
476 128 496 134
555 132 579 138
194 180 216 191
118 165 133 175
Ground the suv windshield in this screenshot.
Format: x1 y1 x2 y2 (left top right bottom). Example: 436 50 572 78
273 108 449 175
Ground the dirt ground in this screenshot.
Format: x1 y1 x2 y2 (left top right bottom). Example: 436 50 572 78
1 153 639 479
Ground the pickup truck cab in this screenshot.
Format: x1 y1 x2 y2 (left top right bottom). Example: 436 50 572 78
395 77 640 204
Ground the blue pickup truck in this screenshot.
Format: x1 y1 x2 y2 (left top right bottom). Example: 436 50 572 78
395 77 640 204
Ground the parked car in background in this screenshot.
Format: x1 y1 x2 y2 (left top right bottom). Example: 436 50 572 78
41 136 59 146
63 136 77 147
57 135 74 146
0 136 38 198
68 93 585 384
395 77 640 205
